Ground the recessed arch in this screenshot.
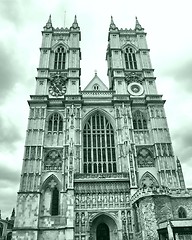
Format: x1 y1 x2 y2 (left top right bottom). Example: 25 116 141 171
89 213 119 240
41 174 61 191
122 43 139 52
40 174 61 216
139 171 159 188
178 207 187 218
52 41 69 52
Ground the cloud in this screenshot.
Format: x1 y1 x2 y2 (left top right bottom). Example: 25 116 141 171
0 114 22 151
0 164 20 184
0 45 23 102
173 60 192 91
172 123 192 163
0 0 24 27
0 164 19 218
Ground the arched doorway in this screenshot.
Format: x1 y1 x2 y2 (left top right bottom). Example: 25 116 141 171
96 223 110 240
90 213 118 240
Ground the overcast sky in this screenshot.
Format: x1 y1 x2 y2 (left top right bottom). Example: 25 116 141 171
0 0 192 219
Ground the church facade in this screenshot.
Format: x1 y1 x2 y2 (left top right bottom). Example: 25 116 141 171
12 16 192 240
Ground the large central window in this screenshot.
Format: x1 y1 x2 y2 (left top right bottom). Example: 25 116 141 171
83 113 116 173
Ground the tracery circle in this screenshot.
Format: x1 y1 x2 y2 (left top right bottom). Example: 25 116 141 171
127 82 144 96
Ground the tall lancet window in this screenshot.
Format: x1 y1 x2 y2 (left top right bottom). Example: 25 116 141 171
54 46 66 70
83 112 116 174
124 47 137 69
132 110 147 130
51 186 59 216
48 113 63 133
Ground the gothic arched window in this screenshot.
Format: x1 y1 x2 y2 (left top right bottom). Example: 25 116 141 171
178 207 187 218
124 47 137 70
7 232 12 240
83 112 116 173
54 46 66 70
48 113 63 133
0 223 3 237
40 176 60 217
132 110 147 130
51 187 59 216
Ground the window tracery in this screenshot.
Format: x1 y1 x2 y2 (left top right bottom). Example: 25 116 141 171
48 113 63 133
44 149 62 170
124 47 137 70
83 112 116 173
54 46 66 70
137 148 154 168
132 110 147 130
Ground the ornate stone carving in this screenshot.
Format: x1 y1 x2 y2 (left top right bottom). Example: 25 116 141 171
125 72 143 84
137 147 155 168
44 149 62 170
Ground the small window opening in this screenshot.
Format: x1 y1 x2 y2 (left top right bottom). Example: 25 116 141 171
93 84 99 91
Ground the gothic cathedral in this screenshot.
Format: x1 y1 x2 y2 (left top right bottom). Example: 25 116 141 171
12 16 192 240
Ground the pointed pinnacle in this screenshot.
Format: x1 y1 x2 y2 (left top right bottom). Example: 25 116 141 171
111 16 114 24
71 15 79 30
135 16 143 30
109 16 118 31
48 14 52 24
74 15 77 23
176 157 181 165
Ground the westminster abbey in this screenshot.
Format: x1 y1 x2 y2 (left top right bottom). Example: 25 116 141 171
12 16 192 240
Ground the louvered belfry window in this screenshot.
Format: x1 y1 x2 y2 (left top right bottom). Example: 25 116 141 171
124 47 137 69
83 113 116 173
54 46 66 70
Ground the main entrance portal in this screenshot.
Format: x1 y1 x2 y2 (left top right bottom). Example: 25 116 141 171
90 214 118 240
96 223 110 240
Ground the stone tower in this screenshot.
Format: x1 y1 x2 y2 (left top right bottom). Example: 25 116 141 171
12 16 192 240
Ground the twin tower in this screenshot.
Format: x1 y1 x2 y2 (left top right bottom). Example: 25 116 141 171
12 16 192 240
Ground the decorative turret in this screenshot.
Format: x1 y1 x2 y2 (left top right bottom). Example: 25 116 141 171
44 14 53 30
70 15 80 30
10 208 15 221
134 17 144 31
109 16 118 31
176 157 186 188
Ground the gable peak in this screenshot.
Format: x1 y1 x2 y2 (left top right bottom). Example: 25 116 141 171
83 72 108 91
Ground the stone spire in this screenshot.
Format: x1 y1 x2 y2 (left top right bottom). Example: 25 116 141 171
10 208 15 221
176 157 186 188
135 16 144 31
109 16 118 31
44 14 53 30
70 15 80 30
